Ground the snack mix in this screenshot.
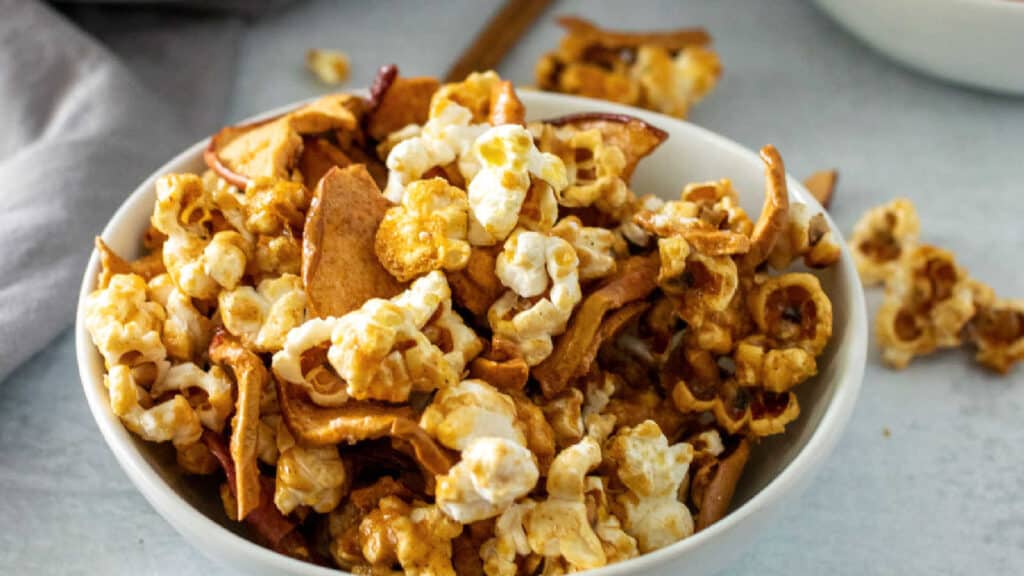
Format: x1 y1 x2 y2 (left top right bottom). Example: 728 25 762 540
536 17 721 119
86 65 842 574
851 198 1023 373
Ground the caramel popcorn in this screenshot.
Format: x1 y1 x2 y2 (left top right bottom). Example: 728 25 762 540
86 273 167 370
383 99 489 203
467 124 567 246
106 364 201 447
359 497 462 575
274 441 348 515
148 274 212 362
536 17 720 119
968 298 1024 374
273 271 458 404
489 230 582 366
436 437 539 523
850 198 920 286
218 274 306 352
306 49 351 85
88 68 846 572
376 178 471 282
606 421 694 552
550 216 622 281
876 244 975 368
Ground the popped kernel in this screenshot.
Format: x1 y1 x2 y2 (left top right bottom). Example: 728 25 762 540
875 244 975 368
606 421 694 552
489 231 582 365
272 271 457 404
551 216 622 281
218 274 307 352
968 298 1024 374
148 274 212 362
467 124 568 246
376 178 471 282
85 273 167 370
306 49 350 85
359 497 462 576
106 365 201 447
383 100 489 203
275 442 348 515
420 379 526 451
436 437 539 523
150 362 234 432
850 198 920 286
531 123 630 215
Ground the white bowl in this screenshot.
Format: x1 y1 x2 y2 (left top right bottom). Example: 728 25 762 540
76 90 867 576
814 0 1024 95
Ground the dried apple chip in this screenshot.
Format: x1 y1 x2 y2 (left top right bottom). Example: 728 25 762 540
533 253 660 398
95 237 165 289
367 72 440 141
208 330 265 521
275 378 454 477
802 169 837 209
692 438 749 531
302 164 404 318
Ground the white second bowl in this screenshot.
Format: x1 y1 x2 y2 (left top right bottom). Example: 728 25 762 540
815 0 1024 95
76 90 867 576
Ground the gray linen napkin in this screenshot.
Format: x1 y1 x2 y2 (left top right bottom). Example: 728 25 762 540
0 0 284 382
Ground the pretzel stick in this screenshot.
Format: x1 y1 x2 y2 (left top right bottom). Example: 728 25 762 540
444 0 553 82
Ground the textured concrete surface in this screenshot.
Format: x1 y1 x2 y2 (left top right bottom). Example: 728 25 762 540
2 1 1022 574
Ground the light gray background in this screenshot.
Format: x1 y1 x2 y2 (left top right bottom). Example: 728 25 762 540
2 0 1022 574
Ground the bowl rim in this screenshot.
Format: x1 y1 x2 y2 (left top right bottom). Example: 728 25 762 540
76 89 867 575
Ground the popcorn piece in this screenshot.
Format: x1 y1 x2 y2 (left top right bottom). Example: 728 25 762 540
607 420 694 552
274 442 347 515
243 177 308 236
253 234 302 278
584 476 638 564
376 178 471 282
86 273 167 370
658 239 739 327
536 17 718 119
850 198 920 286
150 362 234 432
768 203 841 270
359 497 462 576
734 336 817 393
152 174 251 300
436 437 539 523
531 122 629 215
430 71 524 126
679 179 753 236
968 298 1024 374
420 379 526 451
106 365 202 447
525 437 606 571
632 44 721 119
306 49 350 85
617 194 665 247
481 499 536 576
218 274 307 353
551 216 622 281
273 271 457 404
148 274 212 362
467 124 568 246
875 244 975 369
748 273 833 356
383 99 489 203
489 231 582 366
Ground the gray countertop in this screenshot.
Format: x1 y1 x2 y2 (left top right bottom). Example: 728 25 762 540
2 0 1023 574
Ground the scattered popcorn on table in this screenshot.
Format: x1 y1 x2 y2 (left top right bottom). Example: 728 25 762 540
306 49 351 85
